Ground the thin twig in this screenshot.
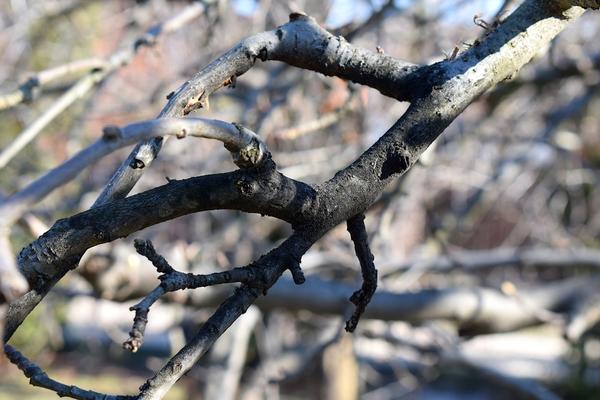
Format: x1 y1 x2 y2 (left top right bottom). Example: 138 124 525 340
137 234 313 400
277 88 358 140
0 58 107 110
345 214 378 332
124 239 263 352
0 71 103 169
4 344 136 400
0 2 205 169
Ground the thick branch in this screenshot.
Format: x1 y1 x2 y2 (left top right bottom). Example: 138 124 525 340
0 118 266 227
308 0 589 233
16 168 311 278
94 12 419 206
173 14 418 118
5 161 316 341
4 2 598 398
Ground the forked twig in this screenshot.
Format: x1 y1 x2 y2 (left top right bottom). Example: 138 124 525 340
124 239 265 352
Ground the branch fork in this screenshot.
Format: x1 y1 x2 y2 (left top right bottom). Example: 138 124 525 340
101 118 268 170
125 239 296 353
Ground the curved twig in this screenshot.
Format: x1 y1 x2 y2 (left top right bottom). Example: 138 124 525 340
345 214 378 332
4 344 136 400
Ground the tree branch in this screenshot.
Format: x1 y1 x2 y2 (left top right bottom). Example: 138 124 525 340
137 233 314 400
4 344 136 400
0 2 205 170
124 239 265 352
0 58 107 111
4 2 598 399
93 11 420 207
345 214 377 332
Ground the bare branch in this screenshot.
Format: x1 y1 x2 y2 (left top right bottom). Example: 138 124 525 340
4 344 136 400
0 2 205 170
124 238 264 352
3 2 598 399
345 214 377 332
137 233 313 400
175 14 418 117
93 12 420 206
0 58 107 111
0 117 267 227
